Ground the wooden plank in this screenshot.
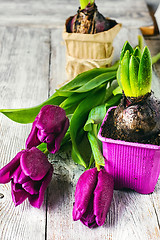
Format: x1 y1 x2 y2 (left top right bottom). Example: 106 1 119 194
47 26 160 240
49 28 67 95
0 27 50 240
0 0 153 29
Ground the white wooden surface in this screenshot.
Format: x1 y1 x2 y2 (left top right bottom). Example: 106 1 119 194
0 0 153 29
0 27 50 240
0 0 160 240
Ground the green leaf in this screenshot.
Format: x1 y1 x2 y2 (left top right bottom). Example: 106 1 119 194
84 104 106 132
120 50 132 96
71 146 85 166
61 130 71 146
55 89 73 97
133 46 141 59
113 86 122 95
105 94 122 108
59 67 115 92
71 132 92 167
79 0 93 9
117 65 122 89
120 41 133 61
69 71 116 93
129 55 140 97
0 94 66 124
70 86 106 168
104 80 119 101
87 154 95 170
88 131 105 166
138 46 152 96
59 92 88 110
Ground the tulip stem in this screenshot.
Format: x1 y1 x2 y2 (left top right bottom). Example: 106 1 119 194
44 149 49 156
87 124 105 168
152 52 160 64
95 162 101 171
93 124 98 137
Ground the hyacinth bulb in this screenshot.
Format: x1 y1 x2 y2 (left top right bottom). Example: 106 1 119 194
66 3 117 34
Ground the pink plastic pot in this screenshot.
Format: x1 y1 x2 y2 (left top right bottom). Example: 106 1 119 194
98 106 160 194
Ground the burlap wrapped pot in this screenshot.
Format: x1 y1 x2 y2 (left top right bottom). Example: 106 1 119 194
63 17 122 81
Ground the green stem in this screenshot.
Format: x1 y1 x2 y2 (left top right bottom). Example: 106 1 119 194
44 149 49 156
138 35 144 51
152 53 160 64
93 124 97 136
88 125 105 167
95 162 101 171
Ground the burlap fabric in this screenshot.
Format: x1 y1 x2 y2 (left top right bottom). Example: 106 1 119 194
63 19 122 81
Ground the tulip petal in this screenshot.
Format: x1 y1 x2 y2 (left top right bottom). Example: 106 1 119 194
37 129 48 142
12 165 22 183
28 166 53 208
11 182 29 206
0 151 23 184
36 105 67 133
80 194 97 228
22 180 39 195
17 169 30 184
20 147 51 181
47 117 69 154
94 169 114 226
25 119 41 149
12 183 22 192
72 168 98 221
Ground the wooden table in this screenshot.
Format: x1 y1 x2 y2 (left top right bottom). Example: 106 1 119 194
0 0 160 239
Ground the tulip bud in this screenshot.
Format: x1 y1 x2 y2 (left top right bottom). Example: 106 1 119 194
26 105 69 154
73 168 114 228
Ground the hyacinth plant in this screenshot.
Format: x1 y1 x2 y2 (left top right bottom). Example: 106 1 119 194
111 41 160 143
67 0 117 33
117 41 152 97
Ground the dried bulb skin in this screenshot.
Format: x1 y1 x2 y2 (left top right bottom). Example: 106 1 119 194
113 92 160 143
66 3 117 34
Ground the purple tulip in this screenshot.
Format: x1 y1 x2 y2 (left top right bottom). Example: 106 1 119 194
0 147 53 208
73 168 114 228
26 105 69 154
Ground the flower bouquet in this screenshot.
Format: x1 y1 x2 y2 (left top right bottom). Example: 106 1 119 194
63 0 122 80
0 38 160 228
